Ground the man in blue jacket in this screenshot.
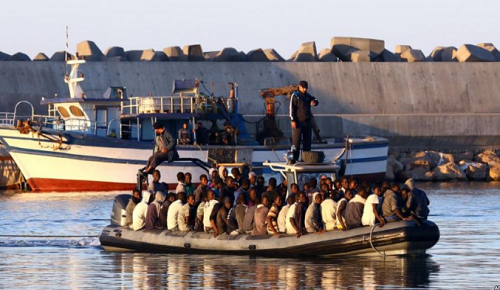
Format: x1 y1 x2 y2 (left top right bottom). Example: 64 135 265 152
289 81 318 164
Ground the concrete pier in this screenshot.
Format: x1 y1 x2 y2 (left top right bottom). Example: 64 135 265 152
1 61 500 149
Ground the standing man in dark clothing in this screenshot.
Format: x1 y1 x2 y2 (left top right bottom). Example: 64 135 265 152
289 81 318 164
141 122 179 175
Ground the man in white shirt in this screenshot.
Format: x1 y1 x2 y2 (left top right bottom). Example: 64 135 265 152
176 172 186 194
362 185 386 227
132 191 151 231
167 192 185 230
278 196 294 233
321 192 338 231
285 201 298 234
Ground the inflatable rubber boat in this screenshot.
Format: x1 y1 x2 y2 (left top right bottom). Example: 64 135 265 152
99 194 440 257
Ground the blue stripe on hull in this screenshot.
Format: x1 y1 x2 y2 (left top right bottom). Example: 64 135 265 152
0 127 389 151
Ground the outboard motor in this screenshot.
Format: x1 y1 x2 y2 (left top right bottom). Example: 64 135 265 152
111 194 132 226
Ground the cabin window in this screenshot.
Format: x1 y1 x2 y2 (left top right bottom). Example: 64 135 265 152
57 107 70 118
69 106 85 117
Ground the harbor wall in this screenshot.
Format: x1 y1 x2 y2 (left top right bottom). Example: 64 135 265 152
1 62 500 149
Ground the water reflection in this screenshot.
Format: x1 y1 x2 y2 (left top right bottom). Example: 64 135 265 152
104 253 439 289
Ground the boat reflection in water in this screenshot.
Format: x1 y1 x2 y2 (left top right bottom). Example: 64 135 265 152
105 253 439 289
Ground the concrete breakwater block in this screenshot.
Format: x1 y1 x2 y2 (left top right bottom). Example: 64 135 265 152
288 50 298 61
105 46 126 58
164 46 183 61
331 37 385 62
203 51 219 61
400 49 425 62
9 52 31 61
428 46 457 62
76 40 104 61
395 45 412 54
153 51 169 61
477 43 500 61
456 44 496 62
182 45 204 61
350 50 371 62
263 49 285 62
247 49 269 62
294 41 319 62
379 49 400 62
212 48 246 62
33 53 49 61
50 51 74 61
125 50 144 61
318 48 337 62
0 51 10 61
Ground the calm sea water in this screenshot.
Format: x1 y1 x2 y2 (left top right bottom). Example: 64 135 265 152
0 183 499 289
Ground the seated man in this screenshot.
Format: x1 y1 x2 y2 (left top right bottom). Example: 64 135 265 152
382 184 412 221
167 192 185 231
321 191 338 231
263 178 278 205
194 121 209 145
344 186 368 230
336 189 353 231
267 195 283 235
203 190 222 236
285 196 298 234
216 197 232 235
234 179 250 206
178 122 193 145
126 188 142 226
141 122 179 175
184 172 195 196
278 196 294 233
148 170 167 194
290 192 307 238
231 167 243 187
132 191 151 231
233 194 248 234
243 196 259 233
246 187 258 207
159 192 176 229
362 184 386 227
195 194 207 232
219 176 236 205
305 193 325 233
252 195 270 236
178 195 195 231
176 172 186 194
145 191 166 230
194 174 209 205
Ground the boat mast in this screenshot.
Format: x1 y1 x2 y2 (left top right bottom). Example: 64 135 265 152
63 26 86 99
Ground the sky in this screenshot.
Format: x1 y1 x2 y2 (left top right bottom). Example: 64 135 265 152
1 0 498 59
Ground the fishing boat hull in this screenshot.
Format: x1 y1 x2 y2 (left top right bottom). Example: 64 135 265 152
0 126 389 192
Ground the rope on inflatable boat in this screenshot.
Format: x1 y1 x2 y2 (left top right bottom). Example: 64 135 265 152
369 224 386 258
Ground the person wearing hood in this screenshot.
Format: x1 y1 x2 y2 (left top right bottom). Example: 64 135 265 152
132 191 152 231
218 166 228 180
402 178 430 219
145 191 166 230
126 188 141 226
159 192 176 229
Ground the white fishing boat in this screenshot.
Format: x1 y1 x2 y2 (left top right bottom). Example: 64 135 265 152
0 58 388 192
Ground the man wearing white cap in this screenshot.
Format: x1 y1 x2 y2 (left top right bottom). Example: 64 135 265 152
248 172 257 188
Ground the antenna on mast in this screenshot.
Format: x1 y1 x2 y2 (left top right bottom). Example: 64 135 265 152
65 26 69 62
